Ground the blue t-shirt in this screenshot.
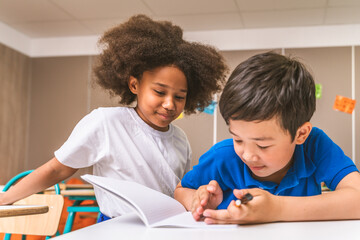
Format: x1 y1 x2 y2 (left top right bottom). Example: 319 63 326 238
181 127 358 209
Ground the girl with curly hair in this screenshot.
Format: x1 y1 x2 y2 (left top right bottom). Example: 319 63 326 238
0 15 228 222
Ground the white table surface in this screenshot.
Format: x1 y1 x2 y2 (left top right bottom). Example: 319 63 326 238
53 212 360 240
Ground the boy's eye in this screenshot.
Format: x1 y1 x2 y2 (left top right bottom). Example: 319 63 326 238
234 139 242 144
257 145 269 149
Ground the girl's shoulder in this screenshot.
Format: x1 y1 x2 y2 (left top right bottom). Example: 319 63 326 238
171 124 187 138
93 106 130 115
91 107 133 121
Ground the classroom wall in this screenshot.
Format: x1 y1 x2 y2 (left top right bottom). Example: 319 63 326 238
0 44 31 183
28 56 91 178
0 43 359 184
285 47 353 158
356 46 360 164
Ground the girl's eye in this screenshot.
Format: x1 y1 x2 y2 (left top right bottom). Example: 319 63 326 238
175 96 185 100
234 140 242 144
154 90 165 95
258 145 269 149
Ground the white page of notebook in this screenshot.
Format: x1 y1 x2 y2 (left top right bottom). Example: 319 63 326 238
82 175 237 228
82 174 185 226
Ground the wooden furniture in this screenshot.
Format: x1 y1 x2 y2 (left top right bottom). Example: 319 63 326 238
64 184 93 189
1 170 63 240
0 204 48 217
45 183 93 192
45 181 99 234
60 189 95 196
0 194 64 236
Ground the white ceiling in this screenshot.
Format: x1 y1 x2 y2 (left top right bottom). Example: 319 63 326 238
1 0 360 38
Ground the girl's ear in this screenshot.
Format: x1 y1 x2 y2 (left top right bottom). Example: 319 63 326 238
128 76 139 94
294 122 312 145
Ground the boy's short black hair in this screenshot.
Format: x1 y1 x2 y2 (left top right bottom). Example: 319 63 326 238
93 14 228 114
219 51 316 141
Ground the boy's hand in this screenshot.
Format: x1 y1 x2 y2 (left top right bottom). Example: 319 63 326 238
202 188 282 224
191 180 223 221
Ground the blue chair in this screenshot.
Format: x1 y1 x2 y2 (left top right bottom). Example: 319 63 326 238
62 191 100 234
1 170 62 240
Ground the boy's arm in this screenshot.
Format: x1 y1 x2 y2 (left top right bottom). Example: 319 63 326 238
0 157 77 205
278 171 360 221
202 172 360 224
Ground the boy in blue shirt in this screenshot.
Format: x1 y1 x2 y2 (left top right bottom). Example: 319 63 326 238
174 52 360 224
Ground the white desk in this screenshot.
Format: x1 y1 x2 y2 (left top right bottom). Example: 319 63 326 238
53 212 360 240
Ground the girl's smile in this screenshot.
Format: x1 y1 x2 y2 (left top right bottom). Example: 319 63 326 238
129 66 188 132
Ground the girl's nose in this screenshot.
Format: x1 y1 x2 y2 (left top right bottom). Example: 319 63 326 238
162 96 175 111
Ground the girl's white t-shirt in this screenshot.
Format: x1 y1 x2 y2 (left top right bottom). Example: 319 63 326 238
55 107 191 217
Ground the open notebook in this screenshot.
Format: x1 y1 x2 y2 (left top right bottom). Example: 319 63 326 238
82 174 237 228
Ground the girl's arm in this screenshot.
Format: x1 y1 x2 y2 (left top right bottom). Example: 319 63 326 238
174 182 198 211
174 181 223 221
0 157 77 205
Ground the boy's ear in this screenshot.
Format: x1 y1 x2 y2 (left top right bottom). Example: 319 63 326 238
128 76 139 94
294 122 312 145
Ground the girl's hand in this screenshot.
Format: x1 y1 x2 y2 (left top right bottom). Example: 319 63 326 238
202 188 282 224
0 193 5 205
191 180 223 221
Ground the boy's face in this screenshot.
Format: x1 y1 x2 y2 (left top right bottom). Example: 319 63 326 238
229 117 296 183
129 66 187 132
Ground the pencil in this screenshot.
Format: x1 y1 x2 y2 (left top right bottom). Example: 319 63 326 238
235 193 253 207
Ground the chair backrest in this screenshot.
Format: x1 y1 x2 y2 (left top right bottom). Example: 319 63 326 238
0 194 64 235
0 170 64 238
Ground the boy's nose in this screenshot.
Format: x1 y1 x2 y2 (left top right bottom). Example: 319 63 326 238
242 147 257 162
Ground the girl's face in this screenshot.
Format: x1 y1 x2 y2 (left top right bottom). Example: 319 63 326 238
129 66 187 132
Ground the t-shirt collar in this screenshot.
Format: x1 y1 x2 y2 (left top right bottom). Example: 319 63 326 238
127 107 174 138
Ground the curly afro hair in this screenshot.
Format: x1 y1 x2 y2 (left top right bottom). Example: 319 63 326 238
93 14 228 114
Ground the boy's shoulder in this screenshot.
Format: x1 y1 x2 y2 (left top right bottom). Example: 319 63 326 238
304 126 328 147
308 126 324 137
204 139 237 160
300 126 351 165
212 138 234 150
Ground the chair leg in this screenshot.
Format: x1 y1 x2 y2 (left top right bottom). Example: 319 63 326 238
63 212 76 234
96 212 101 222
